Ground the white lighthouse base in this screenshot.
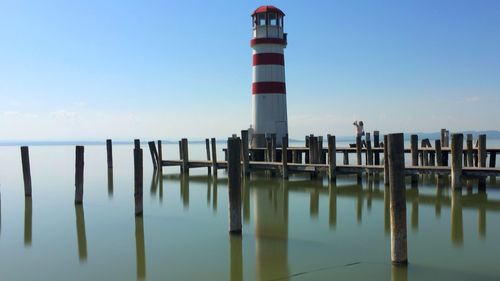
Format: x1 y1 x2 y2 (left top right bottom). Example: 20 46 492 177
251 94 288 147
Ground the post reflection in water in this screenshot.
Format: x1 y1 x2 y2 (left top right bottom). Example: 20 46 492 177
309 189 319 219
243 180 250 223
150 171 158 197
478 190 487 239
24 197 32 246
159 173 164 204
229 234 243 281
252 179 289 281
410 179 419 232
135 217 146 280
75 205 87 262
107 168 114 198
212 178 218 213
180 174 189 209
328 181 337 229
391 265 408 281
451 190 463 247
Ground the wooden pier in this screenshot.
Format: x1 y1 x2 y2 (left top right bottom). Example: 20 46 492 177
143 130 499 183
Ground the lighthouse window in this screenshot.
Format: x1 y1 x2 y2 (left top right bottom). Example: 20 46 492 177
269 13 277 26
257 13 266 26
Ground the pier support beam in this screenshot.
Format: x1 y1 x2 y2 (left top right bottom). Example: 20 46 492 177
134 148 143 216
410 134 418 166
241 130 250 177
356 136 362 165
387 133 408 265
384 135 389 186
282 136 289 180
211 138 218 177
374 131 380 165
328 134 336 182
106 139 113 169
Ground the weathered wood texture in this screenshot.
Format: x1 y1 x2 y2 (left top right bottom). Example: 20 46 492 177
227 137 242 234
20 146 32 197
75 146 84 204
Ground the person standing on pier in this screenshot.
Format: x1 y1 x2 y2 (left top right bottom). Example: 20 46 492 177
354 120 366 147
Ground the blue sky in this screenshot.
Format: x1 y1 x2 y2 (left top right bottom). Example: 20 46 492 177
1 0 499 140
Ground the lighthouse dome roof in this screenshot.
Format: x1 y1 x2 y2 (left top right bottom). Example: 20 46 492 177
252 5 285 16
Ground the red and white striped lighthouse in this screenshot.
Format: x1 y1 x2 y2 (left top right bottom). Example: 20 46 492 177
250 6 288 148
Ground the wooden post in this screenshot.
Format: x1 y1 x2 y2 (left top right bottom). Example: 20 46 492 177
478 134 487 168
134 148 143 216
204 138 211 175
490 151 496 168
356 136 362 165
451 134 464 190
75 146 84 204
134 139 140 149
265 137 272 162
282 136 289 180
435 140 442 166
211 138 218 176
384 135 389 186
318 136 325 164
308 136 315 164
20 146 32 197
305 135 310 164
440 129 446 148
227 137 242 234
106 139 113 169
466 134 473 167
421 140 428 166
270 134 277 162
366 132 373 165
328 134 336 181
241 130 250 177
157 140 163 173
181 138 189 174
374 131 380 165
387 133 408 265
410 134 418 166
147 141 158 170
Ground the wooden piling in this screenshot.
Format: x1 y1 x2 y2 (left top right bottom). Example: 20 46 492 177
384 135 389 186
227 137 242 234
490 151 497 168
366 132 373 165
147 141 158 170
241 130 250 177
410 134 418 166
20 146 32 197
466 134 473 167
75 146 84 204
435 140 442 166
134 139 140 149
282 136 289 180
451 134 464 190
157 140 163 173
343 151 349 165
478 134 487 168
270 134 277 162
211 138 218 177
387 133 408 265
181 138 189 174
328 134 336 181
356 136 362 165
440 129 446 147
374 131 380 165
204 138 211 175
106 139 113 169
134 148 143 216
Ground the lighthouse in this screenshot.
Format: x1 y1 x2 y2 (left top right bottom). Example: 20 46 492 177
250 6 288 148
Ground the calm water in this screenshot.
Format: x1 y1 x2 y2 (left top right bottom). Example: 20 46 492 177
0 143 499 281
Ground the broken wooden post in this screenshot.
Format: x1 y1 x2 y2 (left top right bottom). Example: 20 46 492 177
384 135 389 186
227 137 242 234
20 146 32 197
241 130 250 177
410 134 418 166
204 138 211 175
106 139 113 169
435 140 442 166
157 140 163 173
328 134 336 181
478 134 487 167
75 146 84 204
374 131 380 165
387 133 408 265
134 147 143 216
181 138 189 174
147 141 158 170
451 133 464 190
211 138 218 176
282 136 289 180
